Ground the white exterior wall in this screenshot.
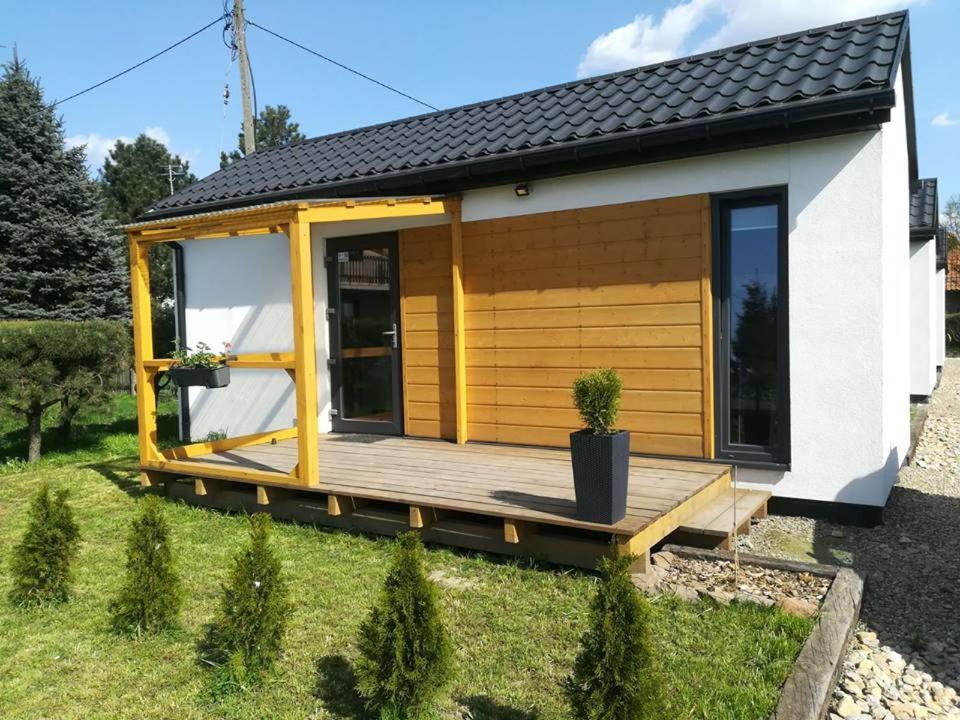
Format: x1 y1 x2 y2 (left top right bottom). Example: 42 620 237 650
909 238 937 397
179 80 911 508
937 268 947 367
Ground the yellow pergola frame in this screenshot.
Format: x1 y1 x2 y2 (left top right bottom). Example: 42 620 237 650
126 195 464 491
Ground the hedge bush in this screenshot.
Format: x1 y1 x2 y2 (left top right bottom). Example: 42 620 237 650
9 483 81 606
946 313 960 350
573 368 623 435
0 320 130 460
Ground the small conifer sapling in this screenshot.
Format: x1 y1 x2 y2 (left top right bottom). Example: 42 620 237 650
109 495 182 635
355 532 454 720
9 482 81 606
565 554 662 720
198 513 289 693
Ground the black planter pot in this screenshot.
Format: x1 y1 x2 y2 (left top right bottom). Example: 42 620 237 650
569 429 630 524
167 365 230 389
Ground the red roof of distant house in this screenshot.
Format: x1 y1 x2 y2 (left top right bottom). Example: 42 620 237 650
948 249 960 291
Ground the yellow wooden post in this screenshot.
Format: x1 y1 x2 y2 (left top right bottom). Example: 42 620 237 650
128 234 159 469
699 195 715 459
288 214 320 486
450 201 468 444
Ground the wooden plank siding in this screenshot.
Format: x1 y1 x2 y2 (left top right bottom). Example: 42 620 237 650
398 225 457 439
459 194 714 457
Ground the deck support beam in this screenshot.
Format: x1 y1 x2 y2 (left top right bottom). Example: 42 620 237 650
503 518 530 545
450 200 468 444
288 212 320 487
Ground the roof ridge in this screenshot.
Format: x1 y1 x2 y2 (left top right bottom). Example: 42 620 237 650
242 11 907 163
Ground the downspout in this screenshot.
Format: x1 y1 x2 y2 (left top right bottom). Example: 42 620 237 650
170 241 191 442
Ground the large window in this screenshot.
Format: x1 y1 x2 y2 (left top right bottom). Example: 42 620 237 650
714 189 789 465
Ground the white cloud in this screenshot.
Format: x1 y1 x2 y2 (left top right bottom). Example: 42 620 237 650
144 126 170 145
932 112 958 128
65 132 133 172
577 0 924 78
65 126 178 174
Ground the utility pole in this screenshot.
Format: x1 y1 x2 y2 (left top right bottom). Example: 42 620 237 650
233 0 256 156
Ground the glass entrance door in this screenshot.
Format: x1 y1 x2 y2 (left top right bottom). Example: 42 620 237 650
327 233 402 435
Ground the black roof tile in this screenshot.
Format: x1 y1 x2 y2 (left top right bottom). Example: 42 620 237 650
911 178 939 236
146 11 910 219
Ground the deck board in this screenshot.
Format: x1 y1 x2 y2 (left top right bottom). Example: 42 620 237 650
172 434 730 536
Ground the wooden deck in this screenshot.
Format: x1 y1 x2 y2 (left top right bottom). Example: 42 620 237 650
159 434 739 570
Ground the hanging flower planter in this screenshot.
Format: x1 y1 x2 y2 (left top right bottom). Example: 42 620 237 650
166 341 232 389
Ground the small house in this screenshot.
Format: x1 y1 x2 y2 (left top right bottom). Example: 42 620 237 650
125 11 940 567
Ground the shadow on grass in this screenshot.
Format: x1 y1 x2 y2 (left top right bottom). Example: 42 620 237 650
314 654 368 720
85 459 149 497
0 403 179 464
457 695 541 720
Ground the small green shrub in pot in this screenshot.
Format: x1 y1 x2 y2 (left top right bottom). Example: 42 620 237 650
570 368 630 524
573 368 623 434
166 340 232 389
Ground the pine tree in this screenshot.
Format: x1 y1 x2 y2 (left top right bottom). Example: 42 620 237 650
219 104 305 168
198 514 289 693
0 57 127 320
99 133 197 353
9 483 81 606
109 496 182 635
355 532 454 720
565 554 662 720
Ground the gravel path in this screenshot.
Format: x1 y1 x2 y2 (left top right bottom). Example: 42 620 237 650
741 359 960 719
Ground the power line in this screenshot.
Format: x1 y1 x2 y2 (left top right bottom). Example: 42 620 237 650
47 15 224 110
246 20 439 112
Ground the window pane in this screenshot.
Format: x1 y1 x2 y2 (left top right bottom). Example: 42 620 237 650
728 204 779 448
337 247 394 422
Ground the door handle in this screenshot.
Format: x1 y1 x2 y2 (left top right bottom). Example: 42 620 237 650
382 323 398 349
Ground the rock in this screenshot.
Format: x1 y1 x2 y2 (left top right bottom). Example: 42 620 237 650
669 583 700 602
651 551 677 568
836 695 861 717
859 631 880 649
777 596 819 618
704 589 734 605
631 572 663 596
735 591 775 607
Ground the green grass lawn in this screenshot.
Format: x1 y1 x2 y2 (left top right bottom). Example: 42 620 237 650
0 394 813 719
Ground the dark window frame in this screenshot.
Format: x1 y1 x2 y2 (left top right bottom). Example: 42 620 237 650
712 186 791 467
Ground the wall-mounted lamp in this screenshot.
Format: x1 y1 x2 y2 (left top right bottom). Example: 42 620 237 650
514 183 530 197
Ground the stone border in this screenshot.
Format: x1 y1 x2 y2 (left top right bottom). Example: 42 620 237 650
661 545 864 720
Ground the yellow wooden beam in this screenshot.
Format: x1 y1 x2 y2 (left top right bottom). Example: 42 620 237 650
129 235 159 463
289 212 320 487
160 426 297 460
297 196 450 226
699 194 715 459
130 210 295 243
144 352 296 371
450 200 468 444
144 458 302 487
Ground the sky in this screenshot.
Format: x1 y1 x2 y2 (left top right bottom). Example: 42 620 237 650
3 0 959 205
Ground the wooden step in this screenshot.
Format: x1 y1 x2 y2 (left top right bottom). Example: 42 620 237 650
676 488 770 538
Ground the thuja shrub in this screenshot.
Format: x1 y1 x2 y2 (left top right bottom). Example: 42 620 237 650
565 554 662 720
573 368 623 435
9 483 81 606
109 496 182 635
198 514 289 693
356 532 454 720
